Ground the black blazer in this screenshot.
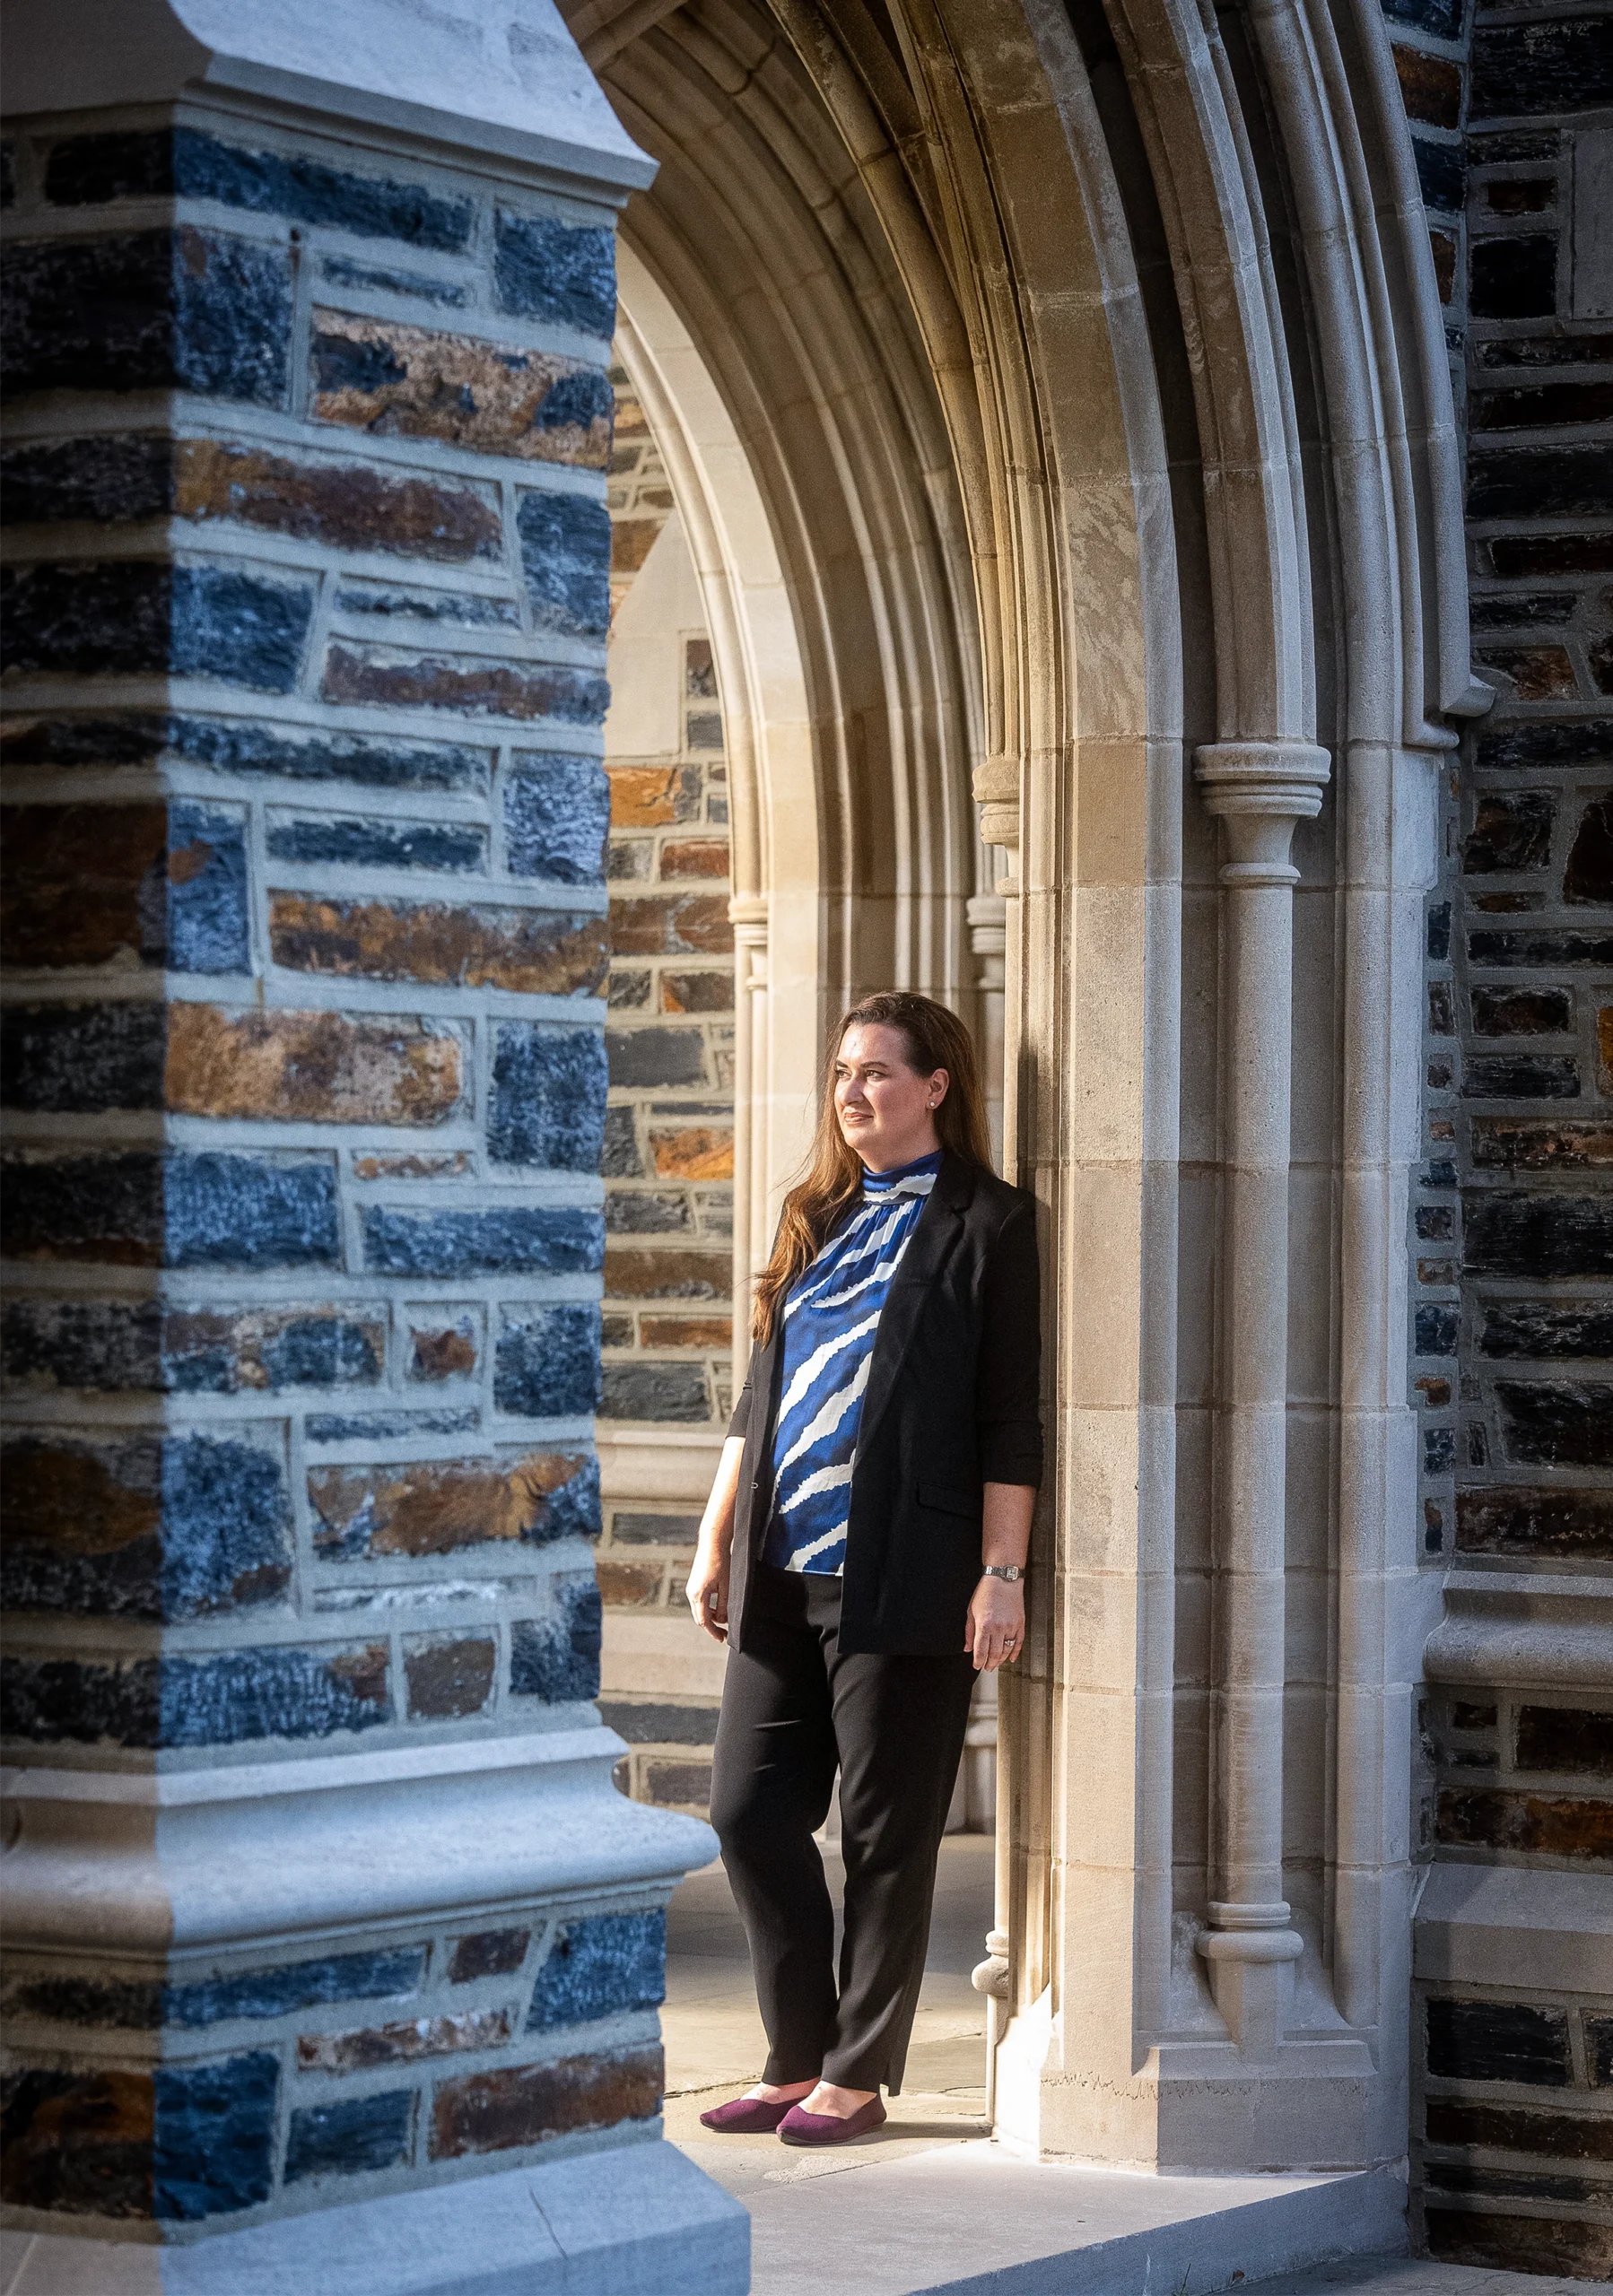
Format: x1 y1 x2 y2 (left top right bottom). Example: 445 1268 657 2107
725 1151 1042 1657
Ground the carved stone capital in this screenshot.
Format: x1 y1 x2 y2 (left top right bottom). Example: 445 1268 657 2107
1195 743 1330 885
972 755 1020 849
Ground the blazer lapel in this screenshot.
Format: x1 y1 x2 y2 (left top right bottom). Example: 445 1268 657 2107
855 1152 972 1457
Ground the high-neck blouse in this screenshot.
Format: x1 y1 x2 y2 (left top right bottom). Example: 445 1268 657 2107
761 1150 943 1576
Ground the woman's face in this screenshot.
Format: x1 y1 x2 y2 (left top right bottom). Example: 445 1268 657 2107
833 1022 948 1171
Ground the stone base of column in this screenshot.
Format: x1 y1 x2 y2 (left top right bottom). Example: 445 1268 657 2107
3 2137 747 2296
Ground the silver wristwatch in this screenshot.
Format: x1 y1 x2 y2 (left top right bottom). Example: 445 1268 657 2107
981 1564 1025 1583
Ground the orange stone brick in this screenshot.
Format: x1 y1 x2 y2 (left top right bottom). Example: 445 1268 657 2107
310 310 610 468
604 1248 731 1300
606 764 702 829
165 1005 463 1126
658 840 728 880
269 896 608 996
597 1560 666 1606
639 1316 732 1349
609 893 733 956
650 1126 734 1180
430 2046 661 2159
660 972 734 1015
309 1451 592 1560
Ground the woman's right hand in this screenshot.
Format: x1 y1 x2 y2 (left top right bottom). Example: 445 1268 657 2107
686 1547 730 1642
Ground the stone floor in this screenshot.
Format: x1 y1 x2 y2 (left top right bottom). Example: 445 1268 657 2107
661 1836 1587 2296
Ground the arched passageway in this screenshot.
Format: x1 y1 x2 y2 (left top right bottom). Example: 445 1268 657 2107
573 0 1487 2178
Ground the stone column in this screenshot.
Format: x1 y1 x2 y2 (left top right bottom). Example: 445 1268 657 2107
1193 741 1330 2058
0 6 744 2289
728 893 769 1315
965 889 1007 1170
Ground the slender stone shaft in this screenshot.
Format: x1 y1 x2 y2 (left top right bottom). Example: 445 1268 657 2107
1195 742 1330 2053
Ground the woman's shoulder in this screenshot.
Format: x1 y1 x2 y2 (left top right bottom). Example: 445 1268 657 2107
947 1155 1037 1232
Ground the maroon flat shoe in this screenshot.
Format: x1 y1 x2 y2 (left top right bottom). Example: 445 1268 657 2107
698 2094 797 2132
777 2096 887 2147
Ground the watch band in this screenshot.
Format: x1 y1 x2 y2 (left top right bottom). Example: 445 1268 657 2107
981 1563 1024 1582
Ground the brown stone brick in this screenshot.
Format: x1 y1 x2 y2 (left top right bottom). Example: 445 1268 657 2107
449 1928 530 1983
638 1315 732 1349
605 1248 731 1300
610 519 661 577
661 971 734 1015
1426 2211 1613 2279
173 437 500 561
298 2007 510 2072
650 1126 734 1180
0 2066 154 2215
165 1005 464 1126
430 2044 661 2159
1393 43 1462 127
0 804 166 969
322 646 606 724
1565 797 1613 906
1415 1375 1452 1407
1491 535 1613 578
641 1759 713 1807
403 1633 496 1719
658 841 728 881
610 893 735 957
310 311 610 467
1426 2099 1613 2163
1515 1704 1613 1777
1470 1118 1613 1170
408 1314 479 1381
1436 1786 1613 1859
309 1451 592 1561
1475 646 1579 701
1457 1484 1613 1561
607 766 701 828
353 1152 473 1179
269 897 607 996
597 1561 665 1606
161 1305 387 1394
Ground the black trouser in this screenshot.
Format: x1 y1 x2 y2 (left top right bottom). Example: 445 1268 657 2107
709 1563 977 2093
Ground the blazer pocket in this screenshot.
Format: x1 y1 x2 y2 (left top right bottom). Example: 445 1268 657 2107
917 1483 981 1519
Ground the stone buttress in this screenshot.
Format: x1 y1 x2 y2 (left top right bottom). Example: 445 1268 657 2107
0 4 745 2289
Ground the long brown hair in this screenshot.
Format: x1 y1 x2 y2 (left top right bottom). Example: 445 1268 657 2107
752 991 992 1342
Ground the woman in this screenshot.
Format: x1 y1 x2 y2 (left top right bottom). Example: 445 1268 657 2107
685 990 1042 2148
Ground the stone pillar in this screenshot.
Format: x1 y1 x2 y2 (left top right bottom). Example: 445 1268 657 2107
1193 740 1330 2058
728 893 769 1313
965 889 1006 1170
0 6 745 2289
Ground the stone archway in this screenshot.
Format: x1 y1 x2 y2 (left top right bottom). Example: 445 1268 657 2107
569 0 1487 2184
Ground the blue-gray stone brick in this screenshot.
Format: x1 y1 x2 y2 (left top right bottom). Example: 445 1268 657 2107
1 230 292 404
1 1299 164 1391
265 813 485 872
153 2052 279 2219
516 491 612 639
504 754 610 883
0 1639 391 1747
510 1578 603 1704
167 800 250 970
321 256 468 306
335 582 518 626
361 1204 604 1277
0 434 172 525
44 127 474 250
606 1026 708 1090
0 561 314 691
166 1153 341 1269
488 1024 608 1171
1 1946 426 2031
493 210 616 340
601 1106 642 1178
525 1909 665 2031
0 1151 165 1265
0 711 492 791
1 1431 292 1622
285 2091 416 2184
254 1315 381 1391
305 1406 479 1441
494 1305 603 1419
1 1002 166 1114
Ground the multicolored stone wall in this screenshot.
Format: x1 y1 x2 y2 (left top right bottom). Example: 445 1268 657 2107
1399 0 1613 2274
597 364 734 1813
0 99 678 2232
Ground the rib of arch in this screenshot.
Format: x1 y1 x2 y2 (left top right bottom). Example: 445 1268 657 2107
571 0 1488 2171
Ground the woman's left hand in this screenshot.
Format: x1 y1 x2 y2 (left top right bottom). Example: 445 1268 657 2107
965 1574 1024 1672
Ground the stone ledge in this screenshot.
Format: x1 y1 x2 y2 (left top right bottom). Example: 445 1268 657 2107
1414 1859 1613 1993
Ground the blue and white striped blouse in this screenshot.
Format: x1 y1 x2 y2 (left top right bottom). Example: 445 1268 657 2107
761 1150 943 1576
